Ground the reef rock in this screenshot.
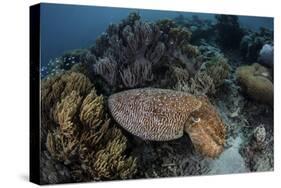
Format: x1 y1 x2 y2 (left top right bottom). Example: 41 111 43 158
259 44 273 68
108 88 225 158
236 63 273 105
240 27 273 63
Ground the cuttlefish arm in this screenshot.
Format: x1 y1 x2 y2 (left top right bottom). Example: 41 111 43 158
184 96 226 158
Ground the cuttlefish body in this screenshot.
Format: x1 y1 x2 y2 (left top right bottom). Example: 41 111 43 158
108 88 225 158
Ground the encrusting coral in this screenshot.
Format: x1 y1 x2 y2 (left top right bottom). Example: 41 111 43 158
42 71 137 182
108 88 225 158
236 63 273 105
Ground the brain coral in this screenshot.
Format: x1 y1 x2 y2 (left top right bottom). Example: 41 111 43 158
236 63 273 105
108 88 225 158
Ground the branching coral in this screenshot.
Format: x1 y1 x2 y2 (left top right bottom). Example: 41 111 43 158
93 56 118 86
168 27 192 49
93 19 165 89
41 71 93 146
52 91 82 137
157 22 203 77
70 121 137 181
174 70 215 96
236 63 273 105
203 55 230 87
168 66 190 86
119 59 154 88
42 72 137 182
79 90 104 129
189 71 216 95
46 127 80 163
163 25 198 60
173 55 228 96
91 128 137 179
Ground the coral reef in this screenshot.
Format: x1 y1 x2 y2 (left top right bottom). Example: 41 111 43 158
93 19 165 89
189 71 216 96
173 70 215 96
156 19 177 34
167 66 189 87
108 88 225 158
215 15 244 49
174 15 215 44
198 41 222 61
41 71 93 147
40 151 73 184
41 49 94 78
165 26 199 58
240 27 273 63
240 124 273 172
236 63 273 105
202 55 230 87
259 44 273 68
156 18 203 76
41 71 137 183
173 55 229 96
40 12 274 182
253 125 267 147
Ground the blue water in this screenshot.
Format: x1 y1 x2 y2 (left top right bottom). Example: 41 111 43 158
40 3 273 67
